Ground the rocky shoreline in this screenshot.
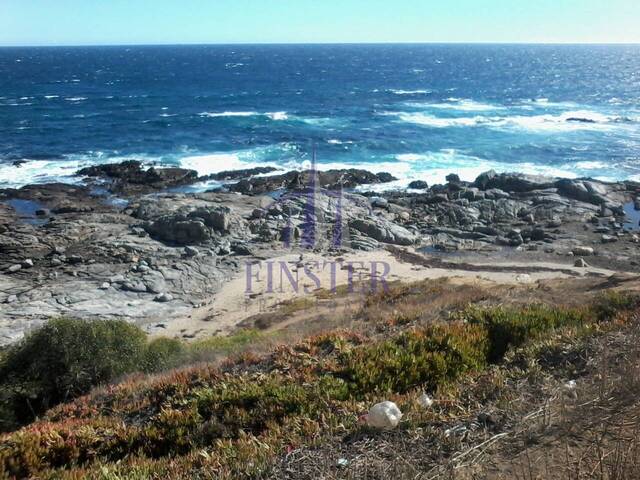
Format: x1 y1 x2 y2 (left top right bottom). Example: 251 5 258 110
1 160 640 345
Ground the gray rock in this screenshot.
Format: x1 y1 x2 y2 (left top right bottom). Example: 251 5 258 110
474 225 500 236
232 242 254 256
555 179 612 206
154 293 173 303
485 188 511 200
408 180 429 190
475 171 553 192
251 208 266 219
529 228 546 241
424 193 449 204
370 197 389 209
601 234 618 244
121 281 148 293
573 246 595 256
574 258 589 268
473 170 497 189
184 246 199 257
21 259 34 269
5 294 18 304
7 264 21 273
187 206 231 232
350 235 380 251
349 218 415 246
217 240 232 255
143 273 167 294
99 282 110 290
546 218 563 228
460 188 485 201
109 274 126 284
67 255 83 265
145 215 211 245
446 173 461 184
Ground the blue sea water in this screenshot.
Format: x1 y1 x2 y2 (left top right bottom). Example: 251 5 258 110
1 44 639 190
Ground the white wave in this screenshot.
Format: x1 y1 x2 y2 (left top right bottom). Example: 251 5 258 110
178 146 619 192
65 97 88 102
198 111 289 121
178 144 302 177
406 98 505 112
44 95 59 99
563 161 609 170
383 112 484 128
388 89 431 95
327 139 354 145
523 98 579 108
384 109 630 132
198 111 258 118
356 151 586 192
0 159 85 188
265 111 288 121
500 110 621 132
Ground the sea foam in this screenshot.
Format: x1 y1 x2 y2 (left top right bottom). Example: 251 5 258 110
384 109 633 132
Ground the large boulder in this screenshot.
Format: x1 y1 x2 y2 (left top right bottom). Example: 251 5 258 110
145 215 211 245
474 171 554 192
227 169 397 195
202 166 278 181
349 218 415 246
555 179 617 207
408 180 429 190
77 161 198 194
187 206 231 232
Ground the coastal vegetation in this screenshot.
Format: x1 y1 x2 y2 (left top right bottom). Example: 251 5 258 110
0 282 638 479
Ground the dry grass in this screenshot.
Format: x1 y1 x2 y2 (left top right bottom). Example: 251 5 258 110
265 304 640 480
1 278 639 479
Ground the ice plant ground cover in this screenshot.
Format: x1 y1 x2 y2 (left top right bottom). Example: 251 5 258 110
0 279 638 479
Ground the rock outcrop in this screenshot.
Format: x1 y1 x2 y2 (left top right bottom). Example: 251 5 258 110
77 161 199 194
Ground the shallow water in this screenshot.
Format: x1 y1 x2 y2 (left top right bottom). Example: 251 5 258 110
5 198 48 225
623 202 640 231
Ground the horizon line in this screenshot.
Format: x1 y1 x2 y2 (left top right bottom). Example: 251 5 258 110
2 41 640 48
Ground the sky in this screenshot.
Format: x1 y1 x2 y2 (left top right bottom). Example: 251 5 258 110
1 0 639 46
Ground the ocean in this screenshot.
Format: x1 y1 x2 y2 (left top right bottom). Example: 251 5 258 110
1 44 639 190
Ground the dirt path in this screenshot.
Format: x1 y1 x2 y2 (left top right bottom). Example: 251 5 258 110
155 247 630 340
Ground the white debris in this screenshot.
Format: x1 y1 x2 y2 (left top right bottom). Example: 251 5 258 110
365 401 403 430
562 379 578 399
336 458 349 468
417 393 434 409
445 424 468 438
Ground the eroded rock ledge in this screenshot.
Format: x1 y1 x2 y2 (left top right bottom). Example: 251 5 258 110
1 163 639 345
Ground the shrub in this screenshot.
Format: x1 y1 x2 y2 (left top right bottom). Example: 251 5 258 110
0 318 147 431
143 338 186 373
189 329 262 357
337 324 489 397
460 304 589 362
592 291 640 322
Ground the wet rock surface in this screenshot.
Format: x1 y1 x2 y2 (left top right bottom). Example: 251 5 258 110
77 160 199 195
226 168 397 195
1 162 640 345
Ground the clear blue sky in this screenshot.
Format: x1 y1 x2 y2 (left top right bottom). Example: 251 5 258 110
1 0 639 46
